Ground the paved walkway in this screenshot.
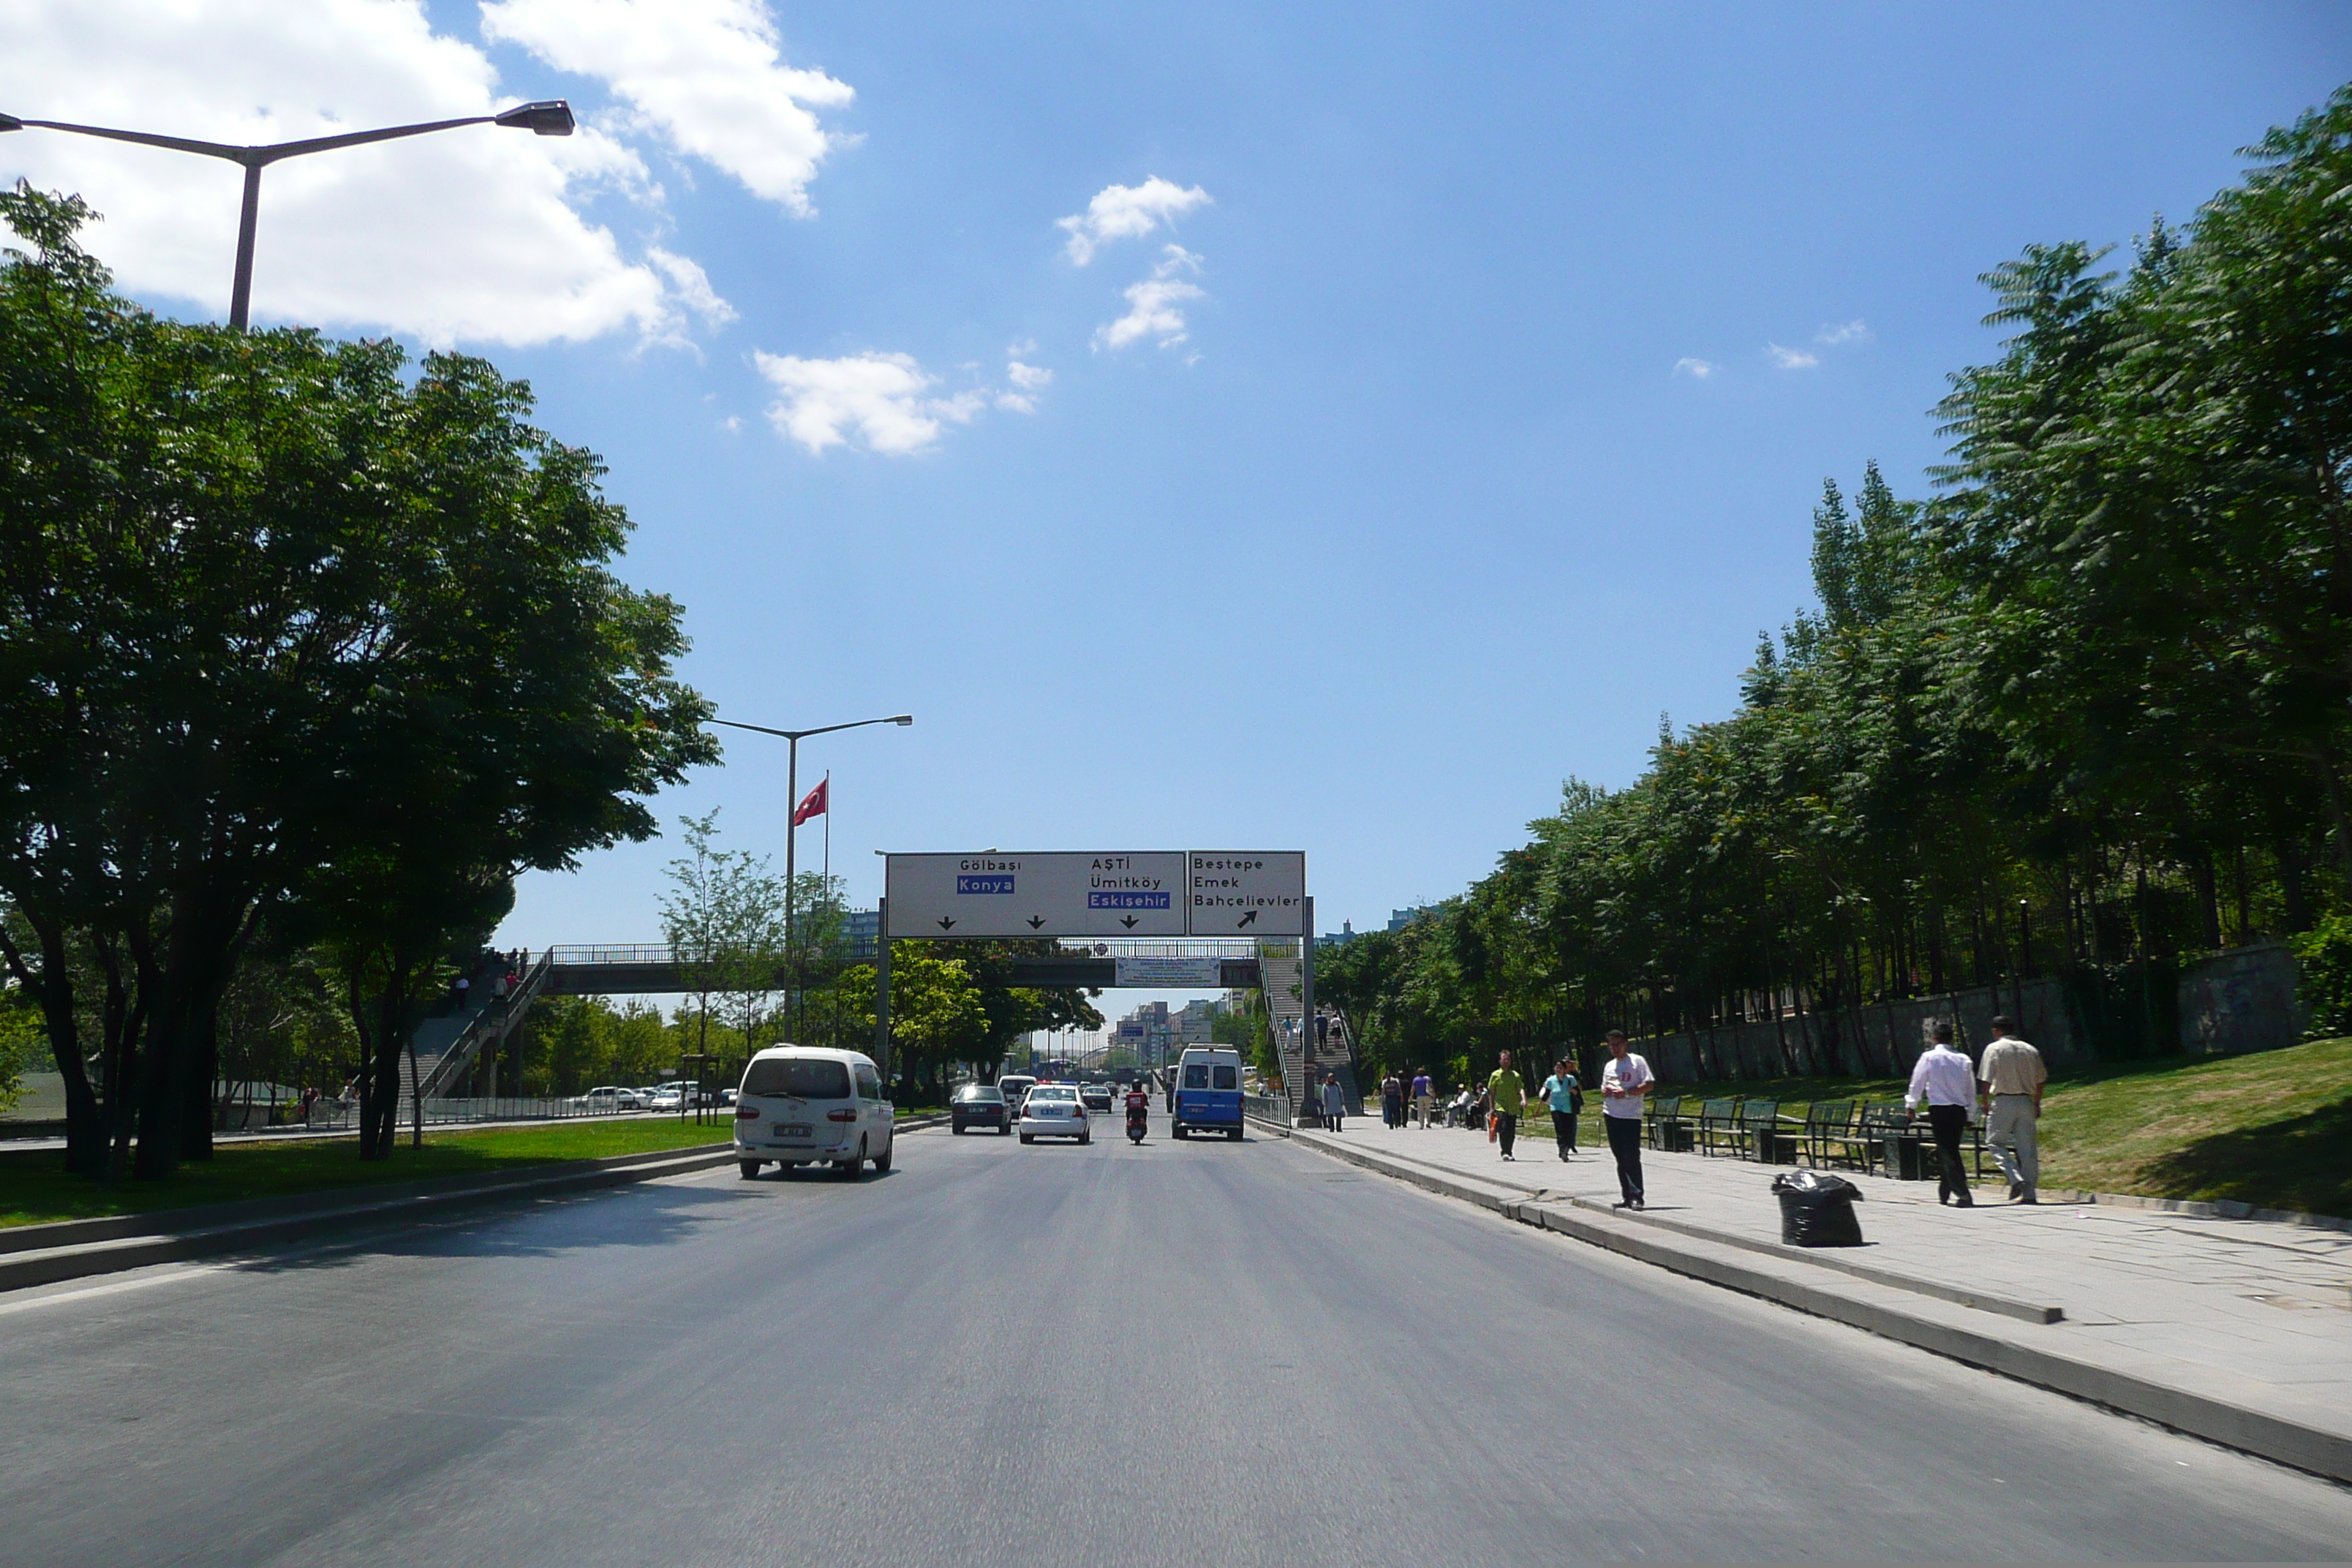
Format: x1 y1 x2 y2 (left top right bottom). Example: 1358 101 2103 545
1299 1115 2352 1462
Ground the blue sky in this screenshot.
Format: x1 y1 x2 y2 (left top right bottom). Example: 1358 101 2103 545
7 1 2348 957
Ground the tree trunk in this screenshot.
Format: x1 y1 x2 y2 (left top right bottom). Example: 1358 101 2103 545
0 919 105 1177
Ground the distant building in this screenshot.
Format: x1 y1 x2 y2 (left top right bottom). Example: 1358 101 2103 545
842 908 879 956
1387 907 1436 932
1316 919 1360 950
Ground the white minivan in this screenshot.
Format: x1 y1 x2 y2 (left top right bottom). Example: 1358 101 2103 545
733 1046 894 1180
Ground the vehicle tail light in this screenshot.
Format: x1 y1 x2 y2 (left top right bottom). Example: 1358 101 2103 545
735 1106 759 1120
826 1108 858 1123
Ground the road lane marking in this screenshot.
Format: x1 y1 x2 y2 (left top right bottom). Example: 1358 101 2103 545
0 1261 235 1316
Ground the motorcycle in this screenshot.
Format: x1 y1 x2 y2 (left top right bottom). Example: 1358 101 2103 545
1126 1101 1149 1143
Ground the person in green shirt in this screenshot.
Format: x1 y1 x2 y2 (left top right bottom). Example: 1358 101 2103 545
1486 1050 1526 1161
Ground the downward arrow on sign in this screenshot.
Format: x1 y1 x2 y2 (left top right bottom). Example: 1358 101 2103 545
1120 916 1139 929
1027 916 1045 929
937 916 957 931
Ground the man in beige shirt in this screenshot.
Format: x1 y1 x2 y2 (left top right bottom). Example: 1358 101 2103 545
1978 1014 2049 1203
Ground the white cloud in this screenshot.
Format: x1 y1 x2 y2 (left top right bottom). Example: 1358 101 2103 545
482 0 852 216
1095 245 1205 351
1673 357 1716 379
1814 319 1871 345
1057 177 1210 265
757 350 1018 454
0 0 843 347
995 359 1052 413
1767 342 1820 369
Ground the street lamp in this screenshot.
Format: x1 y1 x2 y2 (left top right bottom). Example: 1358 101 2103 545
711 714 913 1035
0 100 575 330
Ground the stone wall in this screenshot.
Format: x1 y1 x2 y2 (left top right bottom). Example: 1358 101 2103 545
1633 941 2303 1084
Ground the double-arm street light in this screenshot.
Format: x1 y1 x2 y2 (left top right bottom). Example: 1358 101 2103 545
711 714 913 1033
0 99 575 329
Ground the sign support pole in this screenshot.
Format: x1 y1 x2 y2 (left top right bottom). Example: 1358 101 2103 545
1298 894 1316 1123
874 897 892 1088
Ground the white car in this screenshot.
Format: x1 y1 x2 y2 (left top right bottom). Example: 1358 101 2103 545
576 1085 645 1111
1019 1083 1090 1145
733 1045 896 1179
644 1088 682 1112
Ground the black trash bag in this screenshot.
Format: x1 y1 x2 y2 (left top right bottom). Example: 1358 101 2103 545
1771 1169 1866 1247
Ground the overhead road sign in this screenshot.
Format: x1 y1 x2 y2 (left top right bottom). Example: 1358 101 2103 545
885 852 1187 938
1186 851 1307 935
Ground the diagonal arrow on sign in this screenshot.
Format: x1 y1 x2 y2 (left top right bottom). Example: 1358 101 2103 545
1237 909 1259 928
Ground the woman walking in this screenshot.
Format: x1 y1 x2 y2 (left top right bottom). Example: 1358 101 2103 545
1538 1058 1583 1160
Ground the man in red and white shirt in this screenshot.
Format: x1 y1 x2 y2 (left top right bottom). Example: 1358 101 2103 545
1599 1030 1656 1210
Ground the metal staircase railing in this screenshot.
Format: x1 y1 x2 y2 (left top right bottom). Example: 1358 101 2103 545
415 951 554 1101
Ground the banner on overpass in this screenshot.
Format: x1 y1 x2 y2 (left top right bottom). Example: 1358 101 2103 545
885 851 1304 938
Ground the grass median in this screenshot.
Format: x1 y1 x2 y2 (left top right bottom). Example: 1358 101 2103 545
1645 1035 2352 1219
0 1117 741 1230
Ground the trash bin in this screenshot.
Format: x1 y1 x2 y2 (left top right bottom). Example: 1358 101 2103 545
1771 1169 1866 1247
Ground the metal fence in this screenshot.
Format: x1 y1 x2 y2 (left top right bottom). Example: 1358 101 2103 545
289 1096 662 1131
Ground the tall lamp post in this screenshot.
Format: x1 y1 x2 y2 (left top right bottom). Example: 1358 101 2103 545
0 100 576 329
711 715 912 1036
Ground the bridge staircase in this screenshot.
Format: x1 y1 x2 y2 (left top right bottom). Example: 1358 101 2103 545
412 951 555 1101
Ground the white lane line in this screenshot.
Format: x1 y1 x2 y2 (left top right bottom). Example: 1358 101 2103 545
0 1260 236 1316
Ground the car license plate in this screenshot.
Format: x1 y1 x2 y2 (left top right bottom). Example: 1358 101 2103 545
775 1124 812 1139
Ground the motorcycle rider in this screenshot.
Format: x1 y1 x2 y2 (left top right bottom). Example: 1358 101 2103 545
1125 1082 1151 1137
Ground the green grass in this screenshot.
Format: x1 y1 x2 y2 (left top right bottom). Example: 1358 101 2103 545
0 1117 735 1230
1655 1036 2352 1218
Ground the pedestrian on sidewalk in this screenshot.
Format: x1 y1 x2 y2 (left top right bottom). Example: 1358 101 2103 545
1381 1071 1403 1129
1321 1073 1346 1132
1486 1050 1526 1161
1538 1058 1583 1159
1600 1030 1654 1209
1411 1068 1433 1128
1978 1014 2048 1203
1904 1019 1977 1207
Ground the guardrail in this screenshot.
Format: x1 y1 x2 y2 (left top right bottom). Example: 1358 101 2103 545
299 1096 657 1131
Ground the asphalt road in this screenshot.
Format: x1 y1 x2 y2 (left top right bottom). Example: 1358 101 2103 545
4 1115 2348 1564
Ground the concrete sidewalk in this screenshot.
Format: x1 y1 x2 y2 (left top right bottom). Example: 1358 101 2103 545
1284 1115 2352 1482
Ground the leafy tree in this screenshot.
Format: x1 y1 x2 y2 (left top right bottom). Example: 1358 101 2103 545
0 186 712 1174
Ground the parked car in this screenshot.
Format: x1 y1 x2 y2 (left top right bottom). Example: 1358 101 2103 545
575 1085 645 1111
1018 1083 1090 1145
951 1082 1011 1135
645 1087 683 1112
734 1046 895 1178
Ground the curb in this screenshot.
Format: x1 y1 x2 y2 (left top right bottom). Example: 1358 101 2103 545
1286 1130 2352 1485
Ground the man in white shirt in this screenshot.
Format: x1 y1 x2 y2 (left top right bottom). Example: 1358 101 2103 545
1904 1019 1977 1207
1599 1030 1656 1210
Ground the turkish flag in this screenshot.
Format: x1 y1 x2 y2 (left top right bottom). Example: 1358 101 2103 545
792 777 829 826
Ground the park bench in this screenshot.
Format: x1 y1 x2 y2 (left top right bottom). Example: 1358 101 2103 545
1695 1098 1743 1158
1799 1100 1859 1169
1646 1096 1692 1151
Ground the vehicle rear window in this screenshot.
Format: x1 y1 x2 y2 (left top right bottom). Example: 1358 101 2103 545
742 1058 852 1098
956 1086 1003 1102
1183 1064 1208 1088
1213 1066 1237 1090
